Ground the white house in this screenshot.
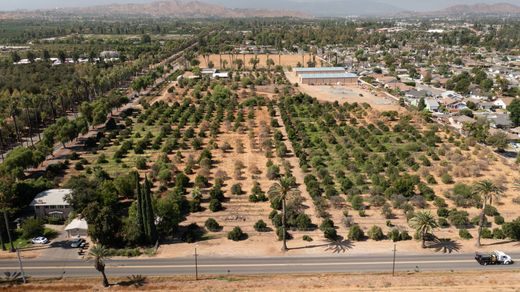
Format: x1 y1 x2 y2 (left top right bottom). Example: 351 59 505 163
494 97 514 110
441 91 463 100
30 189 72 220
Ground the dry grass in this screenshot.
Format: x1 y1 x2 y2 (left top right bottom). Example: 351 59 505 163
5 270 520 291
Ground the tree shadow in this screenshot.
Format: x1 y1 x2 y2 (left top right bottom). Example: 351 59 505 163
287 243 330 251
427 238 461 254
117 275 147 287
324 238 354 254
482 239 517 247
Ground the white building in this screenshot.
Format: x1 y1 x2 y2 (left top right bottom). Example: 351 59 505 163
30 189 72 220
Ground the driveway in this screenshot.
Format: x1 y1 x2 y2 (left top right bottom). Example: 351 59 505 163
39 226 83 261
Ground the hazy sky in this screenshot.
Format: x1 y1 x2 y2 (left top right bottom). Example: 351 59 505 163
1 0 519 11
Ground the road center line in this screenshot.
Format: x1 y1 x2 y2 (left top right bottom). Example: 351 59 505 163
0 259 476 270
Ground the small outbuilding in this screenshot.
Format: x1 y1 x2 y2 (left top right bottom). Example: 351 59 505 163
65 218 88 238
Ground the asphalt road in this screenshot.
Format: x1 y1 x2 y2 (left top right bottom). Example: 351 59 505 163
1 252 519 278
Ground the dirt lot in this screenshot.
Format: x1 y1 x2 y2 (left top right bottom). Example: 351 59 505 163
285 70 401 111
6 270 520 291
198 54 319 70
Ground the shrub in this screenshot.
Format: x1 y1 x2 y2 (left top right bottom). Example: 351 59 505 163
209 199 222 212
437 208 449 218
484 205 499 216
323 228 338 240
182 223 204 243
227 226 247 241
433 197 447 208
503 219 520 240
441 173 453 184
276 227 292 241
195 175 209 188
254 220 268 232
231 183 243 195
190 196 203 211
136 157 147 170
319 218 334 231
348 225 365 241
97 154 108 164
481 228 493 239
367 225 384 241
295 214 312 231
459 228 473 239
74 162 84 170
387 229 401 242
21 218 44 239
438 217 450 228
204 218 221 232
448 209 470 228
492 228 505 239
400 231 412 241
351 195 364 210
303 235 313 242
494 215 505 225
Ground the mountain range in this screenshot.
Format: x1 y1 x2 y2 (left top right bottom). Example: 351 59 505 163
1 0 520 18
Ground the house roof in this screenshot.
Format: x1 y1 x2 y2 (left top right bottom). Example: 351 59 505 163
65 218 88 231
30 189 71 207
453 115 476 124
425 98 439 108
487 114 512 127
496 97 515 106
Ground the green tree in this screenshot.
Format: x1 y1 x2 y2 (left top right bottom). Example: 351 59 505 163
88 244 110 287
473 180 504 247
268 176 298 251
486 131 509 152
409 211 438 248
508 98 520 127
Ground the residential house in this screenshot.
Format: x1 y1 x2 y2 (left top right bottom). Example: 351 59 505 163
30 189 72 220
487 113 513 129
494 97 515 110
441 91 463 100
425 98 440 112
449 115 476 132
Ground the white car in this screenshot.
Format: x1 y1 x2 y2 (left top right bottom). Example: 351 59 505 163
31 236 49 244
70 238 84 248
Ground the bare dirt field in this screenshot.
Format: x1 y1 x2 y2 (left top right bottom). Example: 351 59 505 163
198 54 319 70
284 71 401 111
6 270 520 291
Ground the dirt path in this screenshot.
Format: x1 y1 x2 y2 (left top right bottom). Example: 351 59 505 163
273 105 321 230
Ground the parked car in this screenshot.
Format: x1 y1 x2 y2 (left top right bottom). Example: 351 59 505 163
475 251 513 265
31 236 49 244
70 238 85 248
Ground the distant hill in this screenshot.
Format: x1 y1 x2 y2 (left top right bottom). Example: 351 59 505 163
0 0 309 19
432 3 520 16
204 0 403 17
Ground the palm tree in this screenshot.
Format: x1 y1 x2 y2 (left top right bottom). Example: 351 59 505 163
409 211 438 248
267 175 298 251
473 180 504 247
88 244 111 287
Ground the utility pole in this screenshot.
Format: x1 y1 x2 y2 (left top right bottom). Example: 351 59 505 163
16 248 26 284
194 247 198 281
392 244 396 277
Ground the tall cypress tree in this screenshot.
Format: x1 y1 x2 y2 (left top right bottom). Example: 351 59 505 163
134 172 144 243
142 175 158 244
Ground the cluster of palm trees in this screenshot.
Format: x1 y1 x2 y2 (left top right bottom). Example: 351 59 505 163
410 179 506 248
